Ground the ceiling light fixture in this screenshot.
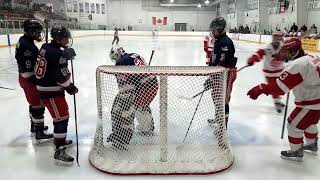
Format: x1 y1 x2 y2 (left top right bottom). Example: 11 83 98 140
205 0 210 4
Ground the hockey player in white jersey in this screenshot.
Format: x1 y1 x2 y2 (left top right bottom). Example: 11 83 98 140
203 33 215 65
247 32 285 113
247 38 319 161
107 47 159 150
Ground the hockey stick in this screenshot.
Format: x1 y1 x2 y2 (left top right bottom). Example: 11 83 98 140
178 89 206 100
281 92 290 139
237 65 249 72
181 90 205 144
148 50 155 66
0 86 15 90
33 12 48 43
70 58 80 167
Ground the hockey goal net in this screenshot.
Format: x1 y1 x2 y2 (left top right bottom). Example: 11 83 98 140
89 65 233 175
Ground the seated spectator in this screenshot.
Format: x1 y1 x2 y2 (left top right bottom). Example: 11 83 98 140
300 24 307 32
311 24 318 34
290 22 298 33
244 25 250 34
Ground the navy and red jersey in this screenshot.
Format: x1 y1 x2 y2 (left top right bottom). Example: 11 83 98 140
34 42 71 98
210 33 237 68
115 53 145 66
115 52 157 94
15 35 39 80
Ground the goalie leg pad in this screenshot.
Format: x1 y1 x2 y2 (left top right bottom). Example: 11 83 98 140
136 106 154 134
110 93 135 145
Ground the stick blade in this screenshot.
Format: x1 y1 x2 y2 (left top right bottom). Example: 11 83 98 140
34 12 46 21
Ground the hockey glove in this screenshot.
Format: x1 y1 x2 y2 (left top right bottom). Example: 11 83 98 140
247 84 270 100
247 55 258 66
65 83 78 95
63 48 76 60
203 78 214 91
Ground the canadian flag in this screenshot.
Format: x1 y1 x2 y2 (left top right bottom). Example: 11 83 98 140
152 17 168 25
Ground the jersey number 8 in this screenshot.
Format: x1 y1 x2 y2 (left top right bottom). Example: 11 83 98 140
35 55 47 79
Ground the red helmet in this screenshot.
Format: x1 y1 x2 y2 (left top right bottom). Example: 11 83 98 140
272 32 284 42
276 38 303 62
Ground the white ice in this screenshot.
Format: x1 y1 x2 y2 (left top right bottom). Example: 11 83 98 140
0 34 319 180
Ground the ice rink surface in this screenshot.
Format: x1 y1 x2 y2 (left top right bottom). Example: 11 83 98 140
0 34 319 180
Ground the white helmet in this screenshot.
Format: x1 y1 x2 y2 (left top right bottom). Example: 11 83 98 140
109 46 124 63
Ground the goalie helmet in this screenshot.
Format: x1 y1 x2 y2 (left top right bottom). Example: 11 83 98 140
109 47 125 63
277 38 304 62
50 25 73 47
23 19 44 42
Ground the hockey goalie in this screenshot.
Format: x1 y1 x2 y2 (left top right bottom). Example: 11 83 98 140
107 47 159 151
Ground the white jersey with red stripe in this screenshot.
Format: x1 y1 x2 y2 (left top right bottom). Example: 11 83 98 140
203 35 214 52
276 55 320 109
253 44 285 77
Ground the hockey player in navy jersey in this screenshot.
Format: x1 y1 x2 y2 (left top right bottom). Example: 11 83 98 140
15 19 52 143
35 25 78 165
205 17 237 129
107 47 159 150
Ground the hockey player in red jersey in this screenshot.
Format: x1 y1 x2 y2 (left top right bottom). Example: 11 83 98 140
203 34 215 65
35 25 78 165
107 47 159 150
247 38 319 161
15 19 52 142
247 32 285 113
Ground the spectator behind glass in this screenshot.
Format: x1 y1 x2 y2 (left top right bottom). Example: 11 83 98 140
300 24 307 32
311 24 318 34
290 23 298 33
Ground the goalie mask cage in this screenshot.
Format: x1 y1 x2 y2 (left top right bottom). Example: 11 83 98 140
89 65 233 175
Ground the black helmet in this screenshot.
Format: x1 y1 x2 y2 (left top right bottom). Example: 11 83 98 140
50 25 71 40
23 19 43 33
50 25 73 47
209 17 226 33
23 19 44 41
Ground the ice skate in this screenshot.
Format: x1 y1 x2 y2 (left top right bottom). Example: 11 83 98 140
280 148 303 162
303 138 318 156
33 130 53 145
30 120 48 137
54 146 74 166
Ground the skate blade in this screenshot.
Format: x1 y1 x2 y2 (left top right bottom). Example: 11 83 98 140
30 129 48 137
54 159 74 166
304 150 318 156
32 138 53 145
280 155 303 162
